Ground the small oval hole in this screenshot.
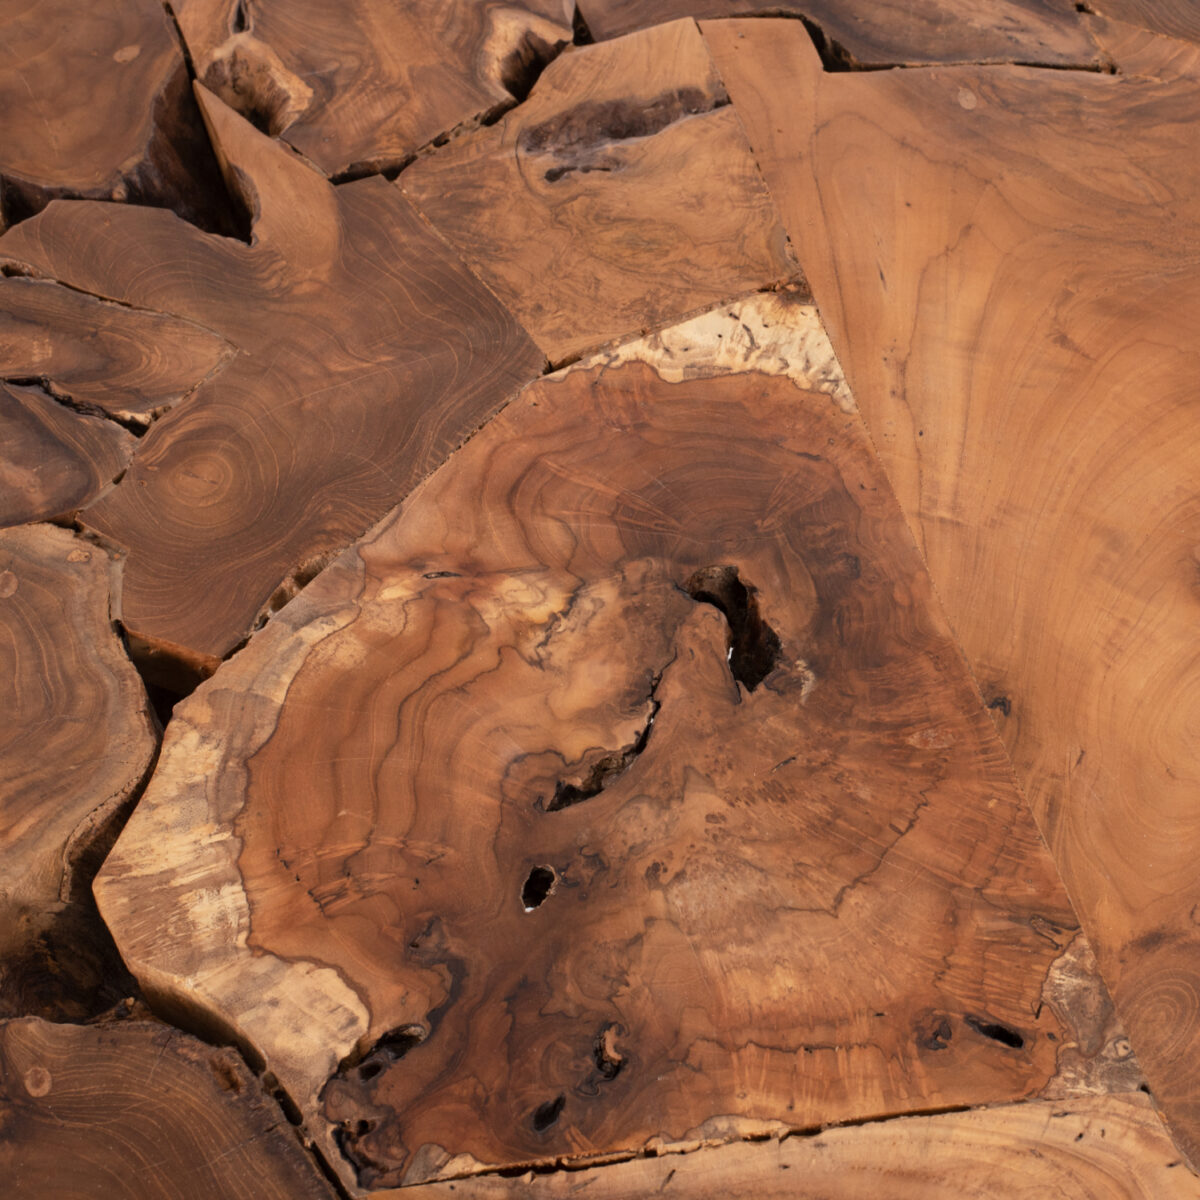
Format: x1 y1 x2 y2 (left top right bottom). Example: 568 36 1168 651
522 865 557 911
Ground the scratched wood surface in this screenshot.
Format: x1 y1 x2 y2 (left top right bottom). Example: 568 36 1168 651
706 13 1200 1168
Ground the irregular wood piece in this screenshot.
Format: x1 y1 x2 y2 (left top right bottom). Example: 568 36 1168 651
0 86 543 667
393 1093 1200 1200
97 300 1085 1191
0 1015 335 1199
0 383 133 526
173 0 574 177
706 16 1200 1166
1088 0 1200 46
402 19 797 364
576 0 1099 66
0 276 234 424
0 525 156 1017
0 0 234 234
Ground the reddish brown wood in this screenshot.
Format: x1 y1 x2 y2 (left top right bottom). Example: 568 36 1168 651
173 0 575 177
0 86 543 668
96 304 1088 1190
1 1015 336 1199
575 0 1100 65
0 383 133 526
0 0 235 235
390 1094 1200 1200
0 276 233 425
1088 0 1200 45
0 524 156 1019
706 13 1200 1168
402 19 797 364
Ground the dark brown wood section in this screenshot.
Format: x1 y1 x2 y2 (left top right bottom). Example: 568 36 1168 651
0 525 156 1018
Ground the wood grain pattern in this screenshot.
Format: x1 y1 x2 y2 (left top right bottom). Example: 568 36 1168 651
1082 11 1200 79
174 0 575 177
392 1093 1200 1200
402 19 797 364
0 85 543 668
0 276 234 424
0 524 156 1017
0 382 133 526
96 300 1089 1190
706 15 1200 1167
575 0 1099 66
0 0 234 235
0 1015 335 1199
1088 0 1200 46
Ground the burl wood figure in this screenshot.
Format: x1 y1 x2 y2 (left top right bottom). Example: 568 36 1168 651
98 301 1096 1191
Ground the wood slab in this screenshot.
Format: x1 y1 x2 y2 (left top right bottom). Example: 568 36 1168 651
402 19 797 364
0 525 156 1017
1 1015 335 1200
0 382 133 526
0 0 234 235
706 15 1200 1166
393 1093 1200 1199
0 86 543 669
576 0 1100 66
97 300 1089 1191
0 276 234 425
174 0 575 177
